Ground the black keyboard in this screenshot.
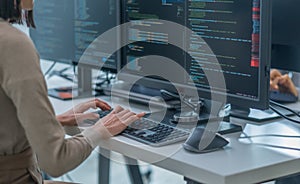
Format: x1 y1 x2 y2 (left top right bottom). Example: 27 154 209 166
96 110 190 146
270 90 298 103
94 110 242 146
122 118 190 146
97 109 113 118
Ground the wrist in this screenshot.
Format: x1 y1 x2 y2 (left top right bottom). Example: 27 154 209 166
56 114 64 125
82 123 112 148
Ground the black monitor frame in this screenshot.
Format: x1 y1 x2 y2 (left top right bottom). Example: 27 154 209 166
118 0 272 110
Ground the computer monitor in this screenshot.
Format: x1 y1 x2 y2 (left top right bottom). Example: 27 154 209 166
30 0 120 73
30 0 75 65
118 0 271 115
30 0 121 100
271 0 300 73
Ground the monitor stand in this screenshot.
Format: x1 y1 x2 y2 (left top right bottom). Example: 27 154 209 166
48 65 101 100
94 71 115 95
47 66 74 82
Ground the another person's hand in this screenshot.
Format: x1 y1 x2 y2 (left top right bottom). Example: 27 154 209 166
94 105 145 137
270 69 298 97
56 99 111 126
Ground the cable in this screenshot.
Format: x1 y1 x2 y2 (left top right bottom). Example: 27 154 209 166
240 132 254 144
160 89 180 99
268 100 300 124
239 134 300 139
252 143 300 151
270 100 300 118
72 64 78 82
95 71 112 87
65 173 74 182
44 61 57 76
269 105 300 124
239 133 300 151
73 64 77 75
160 89 198 110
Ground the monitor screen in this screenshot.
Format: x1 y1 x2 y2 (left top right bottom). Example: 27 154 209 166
119 0 271 110
121 0 186 84
30 0 74 64
271 0 300 73
30 0 120 72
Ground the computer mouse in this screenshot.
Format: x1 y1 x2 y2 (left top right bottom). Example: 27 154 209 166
183 127 229 153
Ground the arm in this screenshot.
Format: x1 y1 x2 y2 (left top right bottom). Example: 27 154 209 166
0 37 94 176
0 35 143 177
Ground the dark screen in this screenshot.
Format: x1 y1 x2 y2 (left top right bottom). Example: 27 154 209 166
271 0 300 73
30 0 74 64
122 0 186 84
30 0 119 72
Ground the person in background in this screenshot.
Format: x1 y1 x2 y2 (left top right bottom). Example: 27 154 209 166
270 69 298 97
0 0 144 183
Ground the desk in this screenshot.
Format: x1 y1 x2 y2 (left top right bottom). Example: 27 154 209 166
49 91 300 184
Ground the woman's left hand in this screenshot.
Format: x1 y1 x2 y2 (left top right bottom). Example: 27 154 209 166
56 99 111 126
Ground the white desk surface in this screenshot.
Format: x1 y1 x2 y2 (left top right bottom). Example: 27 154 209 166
48 77 300 184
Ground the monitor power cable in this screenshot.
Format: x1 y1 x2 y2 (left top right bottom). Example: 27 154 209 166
239 132 300 152
269 100 300 124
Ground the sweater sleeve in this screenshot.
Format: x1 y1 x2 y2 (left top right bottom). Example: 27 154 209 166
0 32 101 177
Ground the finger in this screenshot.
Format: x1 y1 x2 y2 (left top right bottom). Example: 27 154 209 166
116 109 131 120
100 111 116 123
94 99 111 110
278 75 290 85
123 115 140 126
74 99 110 113
74 101 97 113
278 75 298 96
112 105 124 113
136 112 146 118
84 99 110 110
120 112 145 125
120 111 135 121
95 101 111 110
270 81 279 90
272 76 280 87
270 69 282 80
76 113 100 123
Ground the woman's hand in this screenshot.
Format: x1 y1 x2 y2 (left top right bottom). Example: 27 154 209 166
56 99 111 126
94 105 145 137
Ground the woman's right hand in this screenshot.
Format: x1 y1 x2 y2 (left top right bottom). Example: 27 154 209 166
95 106 145 138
